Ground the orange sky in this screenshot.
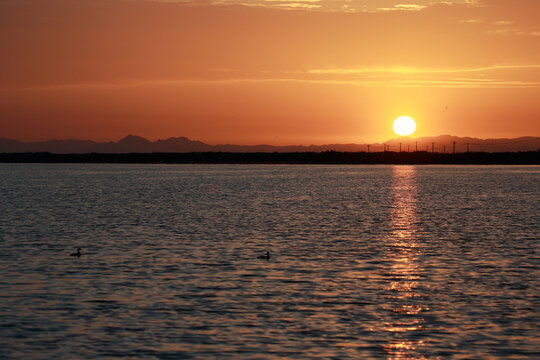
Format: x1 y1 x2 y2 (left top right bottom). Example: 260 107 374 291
0 0 539 144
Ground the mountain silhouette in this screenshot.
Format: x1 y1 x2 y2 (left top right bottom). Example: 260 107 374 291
154 137 213 152
0 135 538 154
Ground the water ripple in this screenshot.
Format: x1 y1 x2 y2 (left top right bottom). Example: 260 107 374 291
0 164 538 359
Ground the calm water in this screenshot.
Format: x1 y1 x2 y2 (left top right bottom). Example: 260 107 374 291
0 164 538 359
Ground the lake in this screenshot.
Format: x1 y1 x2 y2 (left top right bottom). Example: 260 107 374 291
0 164 538 359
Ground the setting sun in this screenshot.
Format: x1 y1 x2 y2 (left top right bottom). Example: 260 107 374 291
393 116 416 136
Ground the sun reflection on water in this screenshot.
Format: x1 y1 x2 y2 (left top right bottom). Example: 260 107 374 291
383 166 426 359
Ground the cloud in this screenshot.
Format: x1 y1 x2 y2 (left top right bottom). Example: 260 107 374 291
308 64 540 75
1 0 538 90
272 3 323 9
376 4 427 12
154 0 476 12
459 18 482 23
304 64 540 88
3 62 539 92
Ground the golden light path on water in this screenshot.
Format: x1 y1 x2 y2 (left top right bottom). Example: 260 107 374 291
384 166 426 359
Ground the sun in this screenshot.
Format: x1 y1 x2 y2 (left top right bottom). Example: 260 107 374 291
393 116 416 136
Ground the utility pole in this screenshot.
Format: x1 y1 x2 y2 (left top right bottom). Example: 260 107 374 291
453 141 456 155
399 143 402 152
367 144 370 154
415 141 418 152
384 144 386 152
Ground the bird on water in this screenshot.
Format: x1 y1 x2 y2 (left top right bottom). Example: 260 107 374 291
258 251 270 260
70 248 82 257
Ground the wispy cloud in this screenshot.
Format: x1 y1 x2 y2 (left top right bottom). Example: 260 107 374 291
303 64 540 88
3 63 540 92
376 4 427 12
158 0 476 12
272 3 322 9
459 18 482 23
308 64 540 75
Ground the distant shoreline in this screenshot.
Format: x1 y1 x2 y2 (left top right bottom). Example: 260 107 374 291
1 151 539 165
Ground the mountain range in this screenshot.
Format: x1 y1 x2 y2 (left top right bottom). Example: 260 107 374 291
0 135 539 154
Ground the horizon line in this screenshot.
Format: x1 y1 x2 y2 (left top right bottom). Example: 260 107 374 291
2 134 540 147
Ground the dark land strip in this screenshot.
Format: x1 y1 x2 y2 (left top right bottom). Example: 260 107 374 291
0 151 539 164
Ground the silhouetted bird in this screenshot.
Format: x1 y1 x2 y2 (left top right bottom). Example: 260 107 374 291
257 251 270 260
70 248 82 257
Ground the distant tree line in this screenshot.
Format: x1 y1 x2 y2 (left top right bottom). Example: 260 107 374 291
0 151 538 164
